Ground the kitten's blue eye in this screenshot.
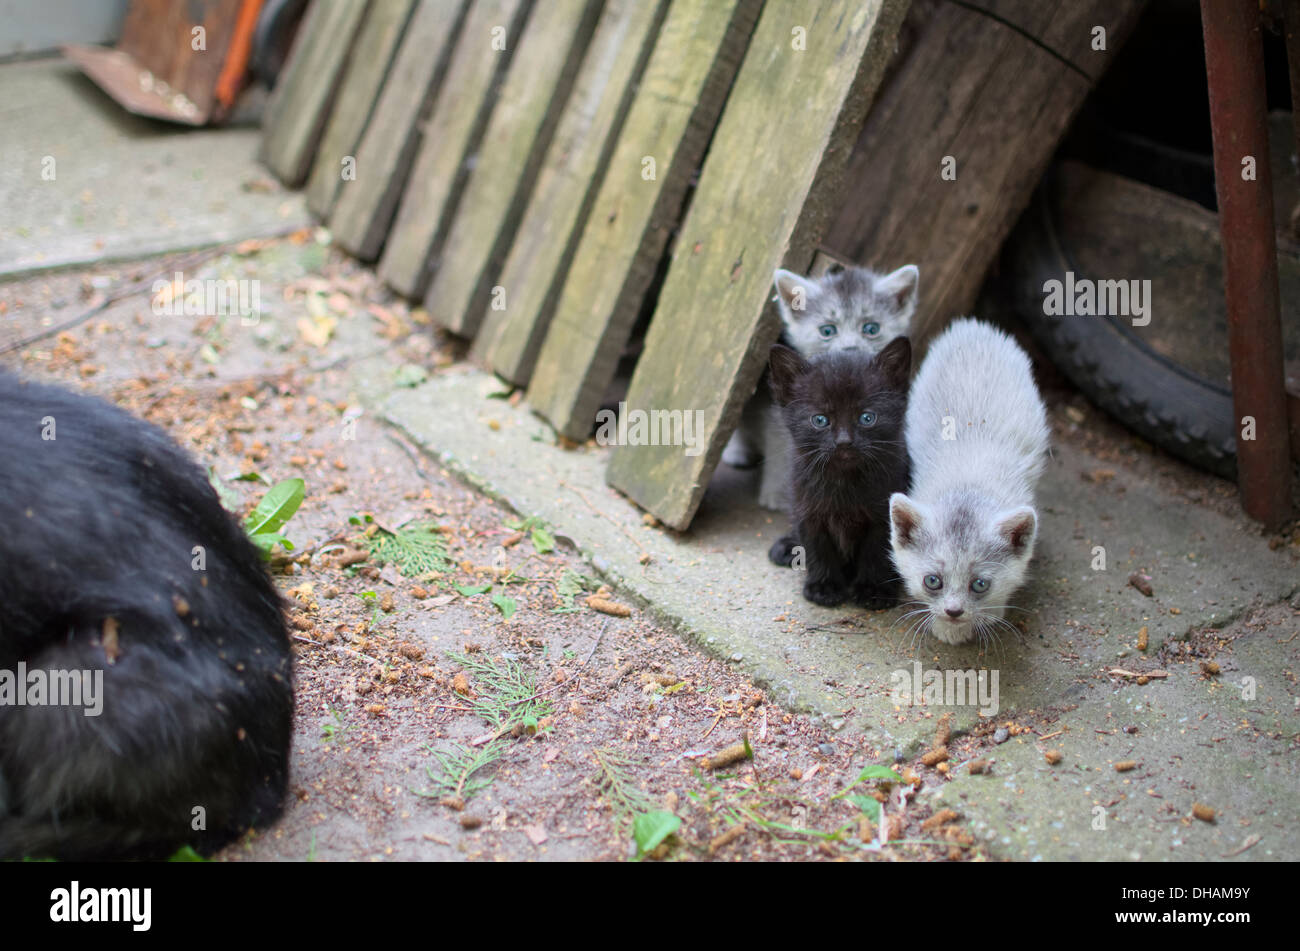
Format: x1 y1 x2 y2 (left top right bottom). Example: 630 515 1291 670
818 324 837 338
923 574 943 591
811 414 830 429
858 411 876 427
862 321 881 336
970 578 990 594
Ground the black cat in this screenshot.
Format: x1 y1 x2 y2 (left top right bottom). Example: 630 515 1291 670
0 372 292 860
767 337 911 609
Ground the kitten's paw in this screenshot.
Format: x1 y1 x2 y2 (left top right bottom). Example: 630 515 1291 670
722 442 761 469
854 588 897 611
757 485 789 512
803 578 846 607
853 577 899 610
768 533 798 567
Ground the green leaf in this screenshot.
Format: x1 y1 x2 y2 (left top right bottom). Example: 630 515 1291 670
491 594 517 619
854 765 903 784
845 794 882 824
244 478 305 536
207 467 242 513
554 569 599 612
633 811 681 855
394 364 428 388
166 845 208 862
232 471 270 484
455 583 491 597
530 525 555 555
249 532 294 559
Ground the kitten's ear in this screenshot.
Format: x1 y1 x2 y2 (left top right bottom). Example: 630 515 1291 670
996 507 1037 554
773 269 816 318
768 344 809 405
877 264 920 314
890 493 925 549
875 335 912 389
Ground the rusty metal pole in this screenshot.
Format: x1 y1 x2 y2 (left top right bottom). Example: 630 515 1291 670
1200 0 1293 528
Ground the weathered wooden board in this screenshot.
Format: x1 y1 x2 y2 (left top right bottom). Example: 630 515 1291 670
330 0 471 261
471 0 672 383
605 0 911 530
821 0 1145 344
379 0 532 298
305 0 417 218
261 0 370 186
423 0 605 336
525 0 761 436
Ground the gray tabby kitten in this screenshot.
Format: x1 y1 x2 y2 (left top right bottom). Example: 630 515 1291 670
722 263 919 511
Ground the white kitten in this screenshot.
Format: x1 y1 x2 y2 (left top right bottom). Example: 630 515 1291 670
722 263 918 510
888 318 1049 647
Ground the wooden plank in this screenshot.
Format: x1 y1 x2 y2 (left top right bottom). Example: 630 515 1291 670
472 0 671 383
604 0 911 530
330 0 471 261
379 0 533 298
525 0 761 434
821 0 1144 344
260 0 370 187
423 0 604 336
304 0 417 219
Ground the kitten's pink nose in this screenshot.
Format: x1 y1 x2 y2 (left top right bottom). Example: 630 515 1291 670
945 607 964 619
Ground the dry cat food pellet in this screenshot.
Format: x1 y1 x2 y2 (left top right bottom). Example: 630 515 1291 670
586 596 632 617
935 713 953 749
1044 750 1062 765
920 747 949 767
1191 803 1217 823
1128 572 1154 597
701 737 752 771
921 809 959 832
1114 760 1139 772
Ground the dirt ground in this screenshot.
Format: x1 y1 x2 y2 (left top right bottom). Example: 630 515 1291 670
1 234 1017 862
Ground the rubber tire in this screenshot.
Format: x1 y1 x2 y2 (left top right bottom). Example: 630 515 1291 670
1001 166 1238 480
250 0 311 89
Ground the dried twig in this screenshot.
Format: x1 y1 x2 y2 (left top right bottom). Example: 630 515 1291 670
291 633 381 665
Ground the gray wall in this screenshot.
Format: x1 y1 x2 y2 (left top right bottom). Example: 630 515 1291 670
0 0 129 58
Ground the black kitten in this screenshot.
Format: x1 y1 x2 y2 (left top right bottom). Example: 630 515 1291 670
0 372 292 860
766 337 911 608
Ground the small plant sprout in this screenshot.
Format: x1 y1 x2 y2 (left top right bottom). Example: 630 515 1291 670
554 568 600 613
504 515 556 555
356 590 381 627
416 653 554 808
354 514 452 578
831 763 903 825
592 748 680 859
243 477 306 559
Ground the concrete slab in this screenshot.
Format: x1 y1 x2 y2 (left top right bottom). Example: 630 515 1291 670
0 58 310 276
929 625 1300 861
340 343 1299 860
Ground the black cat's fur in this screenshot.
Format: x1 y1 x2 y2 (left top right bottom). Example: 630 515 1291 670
766 338 911 608
0 372 292 860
